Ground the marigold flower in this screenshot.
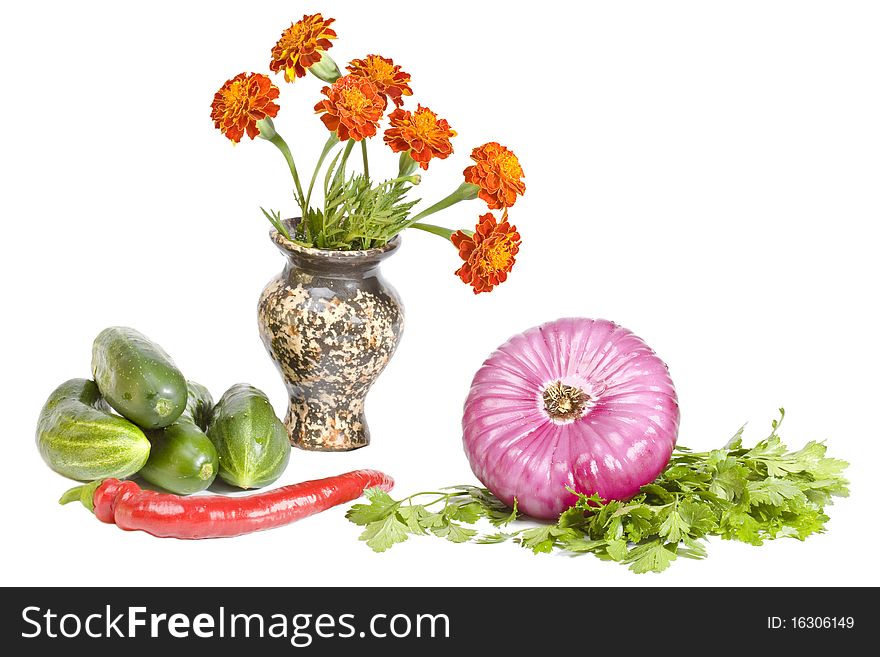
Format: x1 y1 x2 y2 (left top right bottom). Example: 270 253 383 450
314 75 384 141
384 105 455 170
210 73 280 144
270 13 337 83
346 55 412 109
464 142 526 210
451 213 521 294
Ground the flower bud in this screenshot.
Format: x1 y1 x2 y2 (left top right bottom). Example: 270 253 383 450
256 117 277 140
308 52 342 83
398 151 419 177
456 182 480 201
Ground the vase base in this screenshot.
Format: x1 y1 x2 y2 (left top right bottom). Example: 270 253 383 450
290 440 369 453
284 409 370 452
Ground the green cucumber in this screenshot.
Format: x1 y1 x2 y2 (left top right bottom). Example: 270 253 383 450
185 380 214 431
138 380 217 494
207 383 290 489
92 327 187 429
140 420 218 495
36 378 151 481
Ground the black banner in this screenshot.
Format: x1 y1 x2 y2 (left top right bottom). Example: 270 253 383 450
2 587 869 653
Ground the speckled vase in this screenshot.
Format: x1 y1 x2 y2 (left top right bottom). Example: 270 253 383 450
257 221 404 451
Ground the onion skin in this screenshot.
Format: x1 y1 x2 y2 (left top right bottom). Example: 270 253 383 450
462 318 680 519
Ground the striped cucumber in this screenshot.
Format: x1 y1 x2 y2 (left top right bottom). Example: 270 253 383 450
36 378 150 481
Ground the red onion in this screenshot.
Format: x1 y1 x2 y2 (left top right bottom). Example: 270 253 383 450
462 318 679 519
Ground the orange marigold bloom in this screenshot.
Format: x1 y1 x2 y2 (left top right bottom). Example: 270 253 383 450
210 73 280 144
270 13 337 83
314 75 384 141
464 142 526 210
346 54 413 109
384 105 455 170
451 213 521 294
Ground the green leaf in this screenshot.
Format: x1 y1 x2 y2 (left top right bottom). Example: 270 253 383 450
622 506 654 542
678 535 709 560
640 483 675 503
625 541 677 574
448 501 484 524
476 532 515 544
658 505 690 543
343 412 848 574
418 511 449 531
709 461 749 501
259 207 290 240
720 508 764 545
557 506 587 529
724 424 746 450
677 500 717 537
519 526 557 554
605 538 629 562
345 488 398 526
397 505 431 535
442 523 478 544
490 498 519 527
662 465 694 481
559 537 608 554
359 515 410 553
747 477 803 507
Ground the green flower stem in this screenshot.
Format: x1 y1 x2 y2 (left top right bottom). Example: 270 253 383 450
340 139 356 170
405 182 480 227
380 174 421 187
361 140 370 184
305 134 340 213
267 133 305 211
409 223 456 241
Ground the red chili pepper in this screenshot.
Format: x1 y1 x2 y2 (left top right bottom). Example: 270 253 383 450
59 469 394 539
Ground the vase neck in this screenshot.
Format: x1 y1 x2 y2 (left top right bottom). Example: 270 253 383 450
270 221 400 278
281 250 386 278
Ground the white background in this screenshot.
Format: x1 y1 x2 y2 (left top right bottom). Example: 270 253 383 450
2 1 878 587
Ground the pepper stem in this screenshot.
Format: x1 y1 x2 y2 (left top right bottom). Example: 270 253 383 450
59 480 103 512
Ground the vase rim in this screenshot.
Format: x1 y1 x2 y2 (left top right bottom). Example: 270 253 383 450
270 218 401 260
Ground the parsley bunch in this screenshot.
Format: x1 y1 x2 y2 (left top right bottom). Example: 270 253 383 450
346 411 849 573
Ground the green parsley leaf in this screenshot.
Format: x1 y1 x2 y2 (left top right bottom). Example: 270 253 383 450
397 505 431 535
475 532 515 544
625 541 677 574
447 501 483 524
678 499 716 536
747 477 803 506
437 523 478 544
491 498 519 527
359 514 410 553
346 410 849 573
605 538 629 562
345 488 399 525
518 526 557 554
658 504 690 543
